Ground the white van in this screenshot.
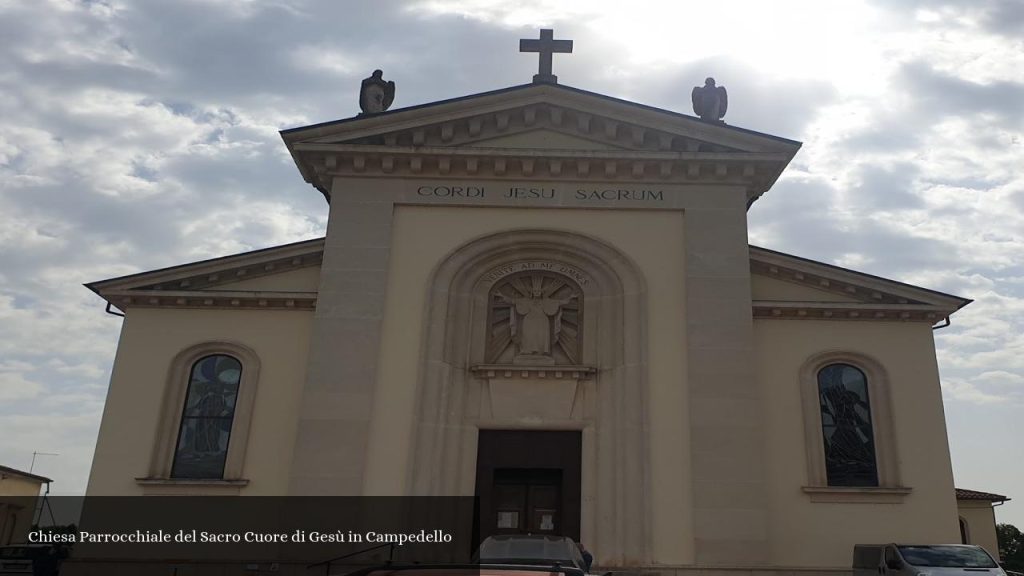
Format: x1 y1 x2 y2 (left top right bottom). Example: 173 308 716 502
854 544 1006 576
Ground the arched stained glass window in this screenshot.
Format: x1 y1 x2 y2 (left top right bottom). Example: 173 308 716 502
170 354 242 479
817 363 879 487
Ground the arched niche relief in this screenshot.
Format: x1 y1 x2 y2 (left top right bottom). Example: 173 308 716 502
482 267 585 367
408 229 652 565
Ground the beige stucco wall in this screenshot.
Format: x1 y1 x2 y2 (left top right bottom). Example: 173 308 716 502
361 204 691 565
0 476 45 543
755 319 959 567
0 474 44 497
0 501 37 545
958 500 1001 560
86 308 313 495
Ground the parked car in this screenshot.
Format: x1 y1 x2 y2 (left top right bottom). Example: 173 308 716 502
346 565 585 576
475 535 591 574
854 544 1007 576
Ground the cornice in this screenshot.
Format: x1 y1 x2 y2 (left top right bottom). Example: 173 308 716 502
753 301 946 323
103 294 946 320
299 142 786 192
295 143 786 161
87 239 968 322
103 289 317 311
470 364 597 380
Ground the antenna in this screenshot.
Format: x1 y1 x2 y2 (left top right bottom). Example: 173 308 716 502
30 451 59 474
29 452 59 528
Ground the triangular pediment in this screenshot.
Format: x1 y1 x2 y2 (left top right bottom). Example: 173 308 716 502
286 83 789 152
212 266 319 292
749 246 970 323
461 128 631 151
86 238 324 312
752 275 863 303
281 83 801 201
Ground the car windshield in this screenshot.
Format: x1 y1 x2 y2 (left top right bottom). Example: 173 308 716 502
897 546 998 568
477 537 575 564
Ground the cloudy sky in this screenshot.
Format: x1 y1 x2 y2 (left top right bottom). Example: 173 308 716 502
1 0 1022 526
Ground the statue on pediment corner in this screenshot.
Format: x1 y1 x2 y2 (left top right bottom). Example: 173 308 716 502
692 77 728 123
359 69 395 115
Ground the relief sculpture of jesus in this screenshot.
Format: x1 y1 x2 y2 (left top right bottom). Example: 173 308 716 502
498 287 575 362
487 271 583 366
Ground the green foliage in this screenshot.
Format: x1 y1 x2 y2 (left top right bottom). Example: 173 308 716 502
998 523 1024 572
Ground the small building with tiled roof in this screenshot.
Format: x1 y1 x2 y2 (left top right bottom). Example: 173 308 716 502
0 464 52 545
956 488 1010 503
957 487 1011 560
0 464 52 493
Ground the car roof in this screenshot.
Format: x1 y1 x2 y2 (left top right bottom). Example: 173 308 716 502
357 564 584 576
482 535 574 542
365 570 566 576
476 536 579 561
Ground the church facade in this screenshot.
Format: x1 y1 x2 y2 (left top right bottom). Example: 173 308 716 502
86 77 971 572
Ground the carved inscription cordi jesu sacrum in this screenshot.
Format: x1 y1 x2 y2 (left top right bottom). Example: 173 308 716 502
486 270 583 366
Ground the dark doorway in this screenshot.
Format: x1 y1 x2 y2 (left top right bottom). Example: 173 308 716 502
493 468 562 535
475 430 581 544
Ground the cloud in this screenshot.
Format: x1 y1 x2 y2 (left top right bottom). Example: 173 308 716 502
848 163 923 210
941 378 1006 405
0 371 44 403
981 0 1024 36
899 61 1024 126
872 0 1024 38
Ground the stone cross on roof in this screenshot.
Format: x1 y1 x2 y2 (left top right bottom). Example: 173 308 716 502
519 29 573 84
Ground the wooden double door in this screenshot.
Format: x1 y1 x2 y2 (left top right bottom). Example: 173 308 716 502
475 431 581 543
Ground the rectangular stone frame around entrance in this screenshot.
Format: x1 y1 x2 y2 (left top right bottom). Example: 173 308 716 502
475 430 582 544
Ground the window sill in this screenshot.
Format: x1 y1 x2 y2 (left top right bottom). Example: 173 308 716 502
135 478 250 494
136 478 249 486
802 486 911 503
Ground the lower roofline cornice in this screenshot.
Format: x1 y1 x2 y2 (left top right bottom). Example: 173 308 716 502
102 289 317 312
296 145 784 192
753 301 948 322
